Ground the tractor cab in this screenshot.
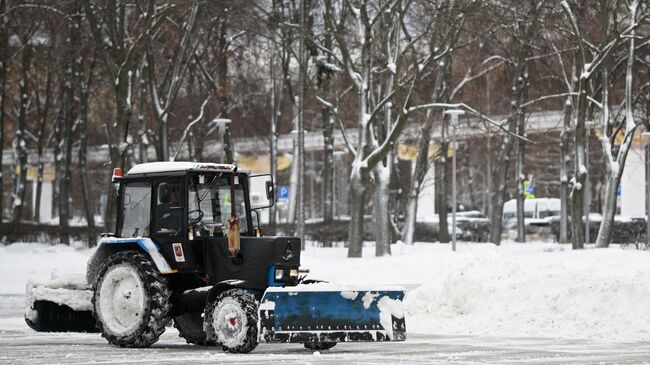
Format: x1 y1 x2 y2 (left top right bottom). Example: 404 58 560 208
111 162 297 288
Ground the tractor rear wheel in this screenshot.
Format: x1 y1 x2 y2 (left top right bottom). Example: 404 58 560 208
203 289 259 353
173 312 215 346
93 251 172 348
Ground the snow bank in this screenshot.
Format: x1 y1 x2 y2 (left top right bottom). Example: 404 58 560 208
301 242 650 342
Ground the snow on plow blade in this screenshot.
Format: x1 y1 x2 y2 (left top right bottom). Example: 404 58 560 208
25 274 99 333
258 284 406 343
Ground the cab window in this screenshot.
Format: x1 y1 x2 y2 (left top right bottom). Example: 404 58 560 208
120 182 151 238
155 182 182 234
188 175 248 237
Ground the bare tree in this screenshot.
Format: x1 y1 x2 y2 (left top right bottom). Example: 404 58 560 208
402 1 493 245
83 0 178 230
146 3 199 161
79 47 97 246
317 0 457 256
58 0 83 244
595 0 644 248
489 0 546 245
560 0 639 249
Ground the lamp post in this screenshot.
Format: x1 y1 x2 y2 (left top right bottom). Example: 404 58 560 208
585 121 596 244
445 109 464 252
212 118 231 164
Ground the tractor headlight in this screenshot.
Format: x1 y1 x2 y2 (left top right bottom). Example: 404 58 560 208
289 268 299 278
275 268 284 281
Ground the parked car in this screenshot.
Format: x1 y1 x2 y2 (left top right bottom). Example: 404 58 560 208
502 198 560 230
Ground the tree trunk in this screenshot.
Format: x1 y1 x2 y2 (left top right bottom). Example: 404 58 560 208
402 121 434 245
490 131 515 245
515 90 527 243
373 162 391 256
402 53 449 245
320 5 334 246
218 23 235 164
570 77 588 250
60 4 81 244
79 56 96 247
646 82 650 249
105 76 133 233
138 76 148 163
559 98 572 243
0 0 6 224
33 34 54 224
490 57 526 245
646 132 650 249
287 101 299 224
11 43 31 223
348 166 367 257
596 173 619 247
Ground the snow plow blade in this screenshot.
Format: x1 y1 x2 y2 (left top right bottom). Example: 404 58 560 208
258 284 406 343
25 275 99 333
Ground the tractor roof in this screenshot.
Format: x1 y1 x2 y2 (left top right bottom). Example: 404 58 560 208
126 162 245 176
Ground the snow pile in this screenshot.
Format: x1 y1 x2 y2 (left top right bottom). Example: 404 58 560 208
405 249 650 341
302 242 650 342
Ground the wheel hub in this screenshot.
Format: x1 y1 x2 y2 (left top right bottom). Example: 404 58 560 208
98 265 145 335
213 299 248 347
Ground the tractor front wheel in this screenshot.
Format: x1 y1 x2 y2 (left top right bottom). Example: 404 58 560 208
93 251 172 348
203 289 259 353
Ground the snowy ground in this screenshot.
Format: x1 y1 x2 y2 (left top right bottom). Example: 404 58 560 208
1 241 650 364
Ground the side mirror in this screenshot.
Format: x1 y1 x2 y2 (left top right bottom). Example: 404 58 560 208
249 174 274 209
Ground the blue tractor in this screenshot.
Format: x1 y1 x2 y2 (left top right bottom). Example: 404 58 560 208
25 162 406 353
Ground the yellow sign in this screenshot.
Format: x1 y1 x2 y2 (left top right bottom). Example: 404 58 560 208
237 154 292 173
397 144 439 161
16 164 56 182
594 127 646 147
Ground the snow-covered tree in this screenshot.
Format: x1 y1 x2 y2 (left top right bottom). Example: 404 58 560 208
594 0 646 248
560 0 644 249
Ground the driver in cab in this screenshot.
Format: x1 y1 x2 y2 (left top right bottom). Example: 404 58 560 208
158 183 182 233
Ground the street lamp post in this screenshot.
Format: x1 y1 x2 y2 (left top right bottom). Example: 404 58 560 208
212 118 232 164
445 109 464 252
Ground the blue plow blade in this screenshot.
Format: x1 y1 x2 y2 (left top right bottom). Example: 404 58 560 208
258 284 406 343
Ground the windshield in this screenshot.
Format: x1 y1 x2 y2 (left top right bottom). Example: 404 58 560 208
188 174 248 237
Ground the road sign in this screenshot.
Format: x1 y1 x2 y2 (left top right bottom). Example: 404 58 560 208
524 180 535 199
278 186 289 199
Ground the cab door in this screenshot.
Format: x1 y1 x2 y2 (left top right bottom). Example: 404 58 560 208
151 178 195 270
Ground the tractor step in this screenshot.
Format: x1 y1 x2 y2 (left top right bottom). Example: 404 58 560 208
258 283 406 343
